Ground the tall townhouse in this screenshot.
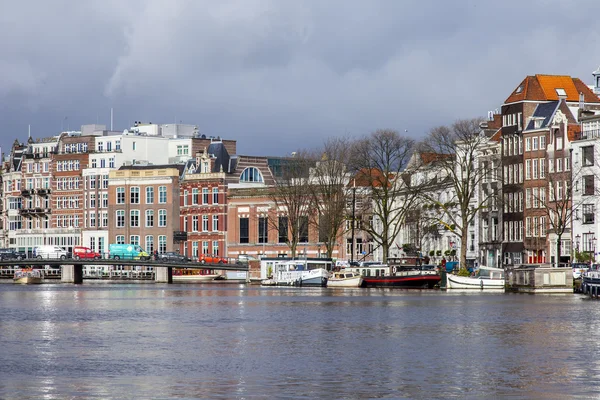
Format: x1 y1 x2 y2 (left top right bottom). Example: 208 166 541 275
572 109 600 264
17 136 59 255
2 140 26 250
52 130 99 252
500 74 600 266
179 145 230 260
522 100 580 264
477 115 503 268
108 165 183 254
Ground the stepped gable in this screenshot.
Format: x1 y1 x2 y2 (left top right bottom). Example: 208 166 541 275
505 74 600 104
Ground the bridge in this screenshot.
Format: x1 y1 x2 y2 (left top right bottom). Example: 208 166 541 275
0 259 249 284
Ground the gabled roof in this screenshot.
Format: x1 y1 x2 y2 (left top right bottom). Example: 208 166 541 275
525 101 559 130
419 152 452 165
505 74 600 104
350 168 393 188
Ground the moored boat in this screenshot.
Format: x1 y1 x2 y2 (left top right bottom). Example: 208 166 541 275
260 259 331 287
347 263 441 289
327 270 363 288
445 266 505 290
13 268 43 284
173 268 223 282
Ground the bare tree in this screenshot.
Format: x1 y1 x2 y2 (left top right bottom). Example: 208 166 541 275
419 118 497 272
350 129 417 263
308 138 352 259
268 152 314 258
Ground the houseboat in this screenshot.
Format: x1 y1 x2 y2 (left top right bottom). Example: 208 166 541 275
260 258 332 287
346 263 440 289
506 264 573 293
445 266 505 290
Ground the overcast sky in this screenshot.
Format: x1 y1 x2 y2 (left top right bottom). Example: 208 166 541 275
1 0 600 156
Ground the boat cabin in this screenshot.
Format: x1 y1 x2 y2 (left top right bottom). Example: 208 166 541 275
506 264 573 293
260 257 333 280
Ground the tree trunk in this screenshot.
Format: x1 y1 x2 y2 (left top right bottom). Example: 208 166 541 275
556 236 562 267
460 233 468 271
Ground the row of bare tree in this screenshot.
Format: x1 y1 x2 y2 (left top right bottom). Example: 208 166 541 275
268 117 592 269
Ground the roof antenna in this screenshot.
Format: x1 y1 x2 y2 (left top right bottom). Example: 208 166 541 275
28 124 31 139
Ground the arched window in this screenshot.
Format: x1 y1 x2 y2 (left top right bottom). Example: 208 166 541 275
240 167 264 183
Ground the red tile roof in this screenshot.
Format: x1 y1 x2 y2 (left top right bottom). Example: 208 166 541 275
504 74 600 104
567 125 581 142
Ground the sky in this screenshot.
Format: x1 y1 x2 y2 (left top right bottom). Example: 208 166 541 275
1 0 600 157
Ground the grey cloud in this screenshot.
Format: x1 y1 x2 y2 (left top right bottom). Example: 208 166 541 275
1 0 600 155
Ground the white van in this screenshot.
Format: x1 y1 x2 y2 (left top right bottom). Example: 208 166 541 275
33 245 70 260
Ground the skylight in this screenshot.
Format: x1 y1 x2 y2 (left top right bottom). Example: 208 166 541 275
516 85 523 94
556 88 567 96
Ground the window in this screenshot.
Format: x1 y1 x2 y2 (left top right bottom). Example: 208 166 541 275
240 218 249 243
525 188 531 209
526 217 531 238
102 212 108 227
133 141 136 151
130 210 140 227
102 193 109 208
192 188 199 205
240 167 264 183
106 141 112 151
183 190 188 206
116 210 125 227
158 210 167 227
299 216 309 243
98 142 104 152
532 137 538 151
145 236 154 254
556 181 563 200
116 235 125 244
130 235 140 246
213 215 219 231
89 212 96 227
192 242 198 258
90 194 96 208
213 241 219 256
213 188 219 204
202 215 209 232
532 187 539 208
583 204 595 224
158 236 167 253
583 146 594 166
176 145 189 155
103 175 109 189
549 158 554 173
90 176 96 189
525 138 531 152
539 159 545 178
109 158 115 168
525 159 531 180
540 135 546 149
258 217 268 243
146 210 154 227
556 135 563 150
159 186 167 203
116 140 121 151
202 241 209 255
146 187 154 204
556 158 562 172
532 159 538 179
100 159 106 168
130 187 140 204
279 216 288 243
117 187 125 204
192 216 198 232
565 156 570 171
202 188 209 204
584 175 595 196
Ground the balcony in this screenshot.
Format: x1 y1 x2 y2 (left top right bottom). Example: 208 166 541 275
173 231 188 242
37 188 51 196
580 129 600 140
18 208 33 215
21 189 32 197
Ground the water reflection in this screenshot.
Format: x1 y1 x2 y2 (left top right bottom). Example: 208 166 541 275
1 284 600 398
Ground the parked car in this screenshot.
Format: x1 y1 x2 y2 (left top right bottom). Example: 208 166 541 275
157 252 189 262
198 254 227 264
0 248 26 261
72 246 102 260
33 245 70 260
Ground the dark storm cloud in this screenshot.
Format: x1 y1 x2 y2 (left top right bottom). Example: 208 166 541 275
1 0 600 156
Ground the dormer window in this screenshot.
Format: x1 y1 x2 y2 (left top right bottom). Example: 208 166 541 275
516 85 524 94
202 161 210 173
555 88 567 97
240 167 264 183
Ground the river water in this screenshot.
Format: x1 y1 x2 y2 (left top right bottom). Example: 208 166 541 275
0 283 599 399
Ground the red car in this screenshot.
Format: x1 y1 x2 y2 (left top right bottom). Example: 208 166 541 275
73 246 102 260
198 254 227 264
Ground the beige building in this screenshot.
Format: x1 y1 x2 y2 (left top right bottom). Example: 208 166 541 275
108 165 183 253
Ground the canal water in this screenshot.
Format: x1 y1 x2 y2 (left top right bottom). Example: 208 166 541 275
0 283 599 399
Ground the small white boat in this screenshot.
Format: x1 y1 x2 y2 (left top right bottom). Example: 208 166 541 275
13 268 43 284
260 260 329 287
327 270 363 288
446 266 505 290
